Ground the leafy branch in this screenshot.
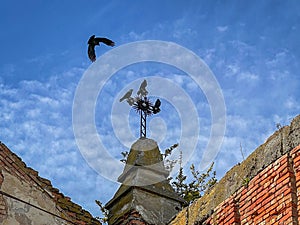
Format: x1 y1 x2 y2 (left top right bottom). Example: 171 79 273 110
163 143 179 172
95 200 109 224
170 151 217 204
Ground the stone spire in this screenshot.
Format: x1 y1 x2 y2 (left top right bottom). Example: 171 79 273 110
105 138 185 225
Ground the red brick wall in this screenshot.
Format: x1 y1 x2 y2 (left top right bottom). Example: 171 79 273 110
116 210 148 225
202 145 300 225
292 145 300 224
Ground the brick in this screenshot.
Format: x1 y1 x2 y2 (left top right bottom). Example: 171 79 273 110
276 172 292 185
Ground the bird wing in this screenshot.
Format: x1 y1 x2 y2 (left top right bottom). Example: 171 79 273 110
88 35 95 45
94 37 115 46
88 44 96 62
155 99 161 107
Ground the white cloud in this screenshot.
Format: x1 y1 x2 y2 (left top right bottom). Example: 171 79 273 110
238 71 259 81
229 40 255 55
225 64 240 77
266 50 288 67
172 18 198 39
269 69 290 81
284 97 300 110
217 26 228 32
202 48 216 65
128 31 147 41
0 67 116 216
226 115 249 132
225 64 259 82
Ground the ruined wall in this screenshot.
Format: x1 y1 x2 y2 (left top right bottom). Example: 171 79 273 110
202 145 300 224
0 142 101 225
0 170 68 225
169 115 300 225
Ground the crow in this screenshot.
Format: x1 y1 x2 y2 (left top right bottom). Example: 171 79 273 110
88 35 115 62
119 89 133 102
152 99 161 114
137 80 148 97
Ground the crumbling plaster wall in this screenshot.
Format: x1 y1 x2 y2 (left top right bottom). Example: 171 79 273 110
0 169 68 225
0 142 101 225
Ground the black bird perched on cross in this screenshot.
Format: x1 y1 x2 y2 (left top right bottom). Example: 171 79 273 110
87 35 115 62
152 99 161 114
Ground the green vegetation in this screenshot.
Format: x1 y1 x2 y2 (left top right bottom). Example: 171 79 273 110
95 200 108 223
170 159 217 204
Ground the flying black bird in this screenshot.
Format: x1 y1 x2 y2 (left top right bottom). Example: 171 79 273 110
137 80 148 97
152 99 161 114
119 89 133 102
87 35 115 62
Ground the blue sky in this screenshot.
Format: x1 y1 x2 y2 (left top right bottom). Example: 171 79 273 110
1 0 300 217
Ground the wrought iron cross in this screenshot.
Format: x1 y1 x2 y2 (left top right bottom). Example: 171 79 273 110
119 80 161 138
